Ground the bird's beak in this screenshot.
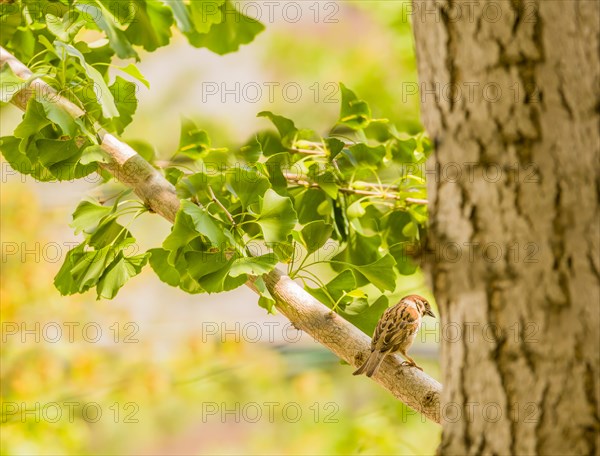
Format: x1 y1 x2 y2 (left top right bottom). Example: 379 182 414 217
425 309 436 318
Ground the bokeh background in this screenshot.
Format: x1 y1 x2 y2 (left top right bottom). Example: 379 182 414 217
1 1 441 454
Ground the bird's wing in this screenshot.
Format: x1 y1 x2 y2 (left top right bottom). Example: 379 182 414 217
372 304 420 352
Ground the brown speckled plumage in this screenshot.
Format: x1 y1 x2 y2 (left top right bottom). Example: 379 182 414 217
353 295 435 377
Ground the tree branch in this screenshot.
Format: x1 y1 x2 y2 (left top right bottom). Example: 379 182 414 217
282 172 429 204
0 46 442 423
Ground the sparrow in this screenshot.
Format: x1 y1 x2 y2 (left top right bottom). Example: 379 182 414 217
353 294 435 377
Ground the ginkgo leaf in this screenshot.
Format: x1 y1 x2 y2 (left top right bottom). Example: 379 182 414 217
255 189 297 243
96 252 149 299
76 2 138 60
187 1 264 55
124 0 174 52
71 200 113 234
297 220 333 255
54 41 119 118
229 254 278 277
338 83 371 129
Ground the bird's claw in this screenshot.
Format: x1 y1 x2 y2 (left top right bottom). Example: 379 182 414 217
401 361 423 371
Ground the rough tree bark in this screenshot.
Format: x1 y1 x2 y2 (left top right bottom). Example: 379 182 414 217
412 0 599 454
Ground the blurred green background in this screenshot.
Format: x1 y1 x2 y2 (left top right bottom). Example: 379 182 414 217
0 2 440 454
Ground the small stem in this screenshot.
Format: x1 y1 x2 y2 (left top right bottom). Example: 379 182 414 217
359 182 400 191
405 197 429 205
297 271 338 309
286 147 327 156
207 186 236 226
290 249 313 278
301 140 354 148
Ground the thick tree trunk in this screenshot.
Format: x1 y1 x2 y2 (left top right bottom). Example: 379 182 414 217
412 1 599 454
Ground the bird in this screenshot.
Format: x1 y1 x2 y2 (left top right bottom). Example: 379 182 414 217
353 295 435 377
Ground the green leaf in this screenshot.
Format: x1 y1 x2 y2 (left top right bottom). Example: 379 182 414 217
187 1 264 55
324 269 357 303
364 119 394 142
68 245 116 294
163 208 200 254
54 41 119 118
88 219 132 249
96 252 149 299
332 196 349 242
38 98 77 137
388 243 419 275
185 200 230 246
229 254 278 277
298 220 333 254
257 111 297 143
76 1 138 60
258 296 276 313
80 145 109 164
167 0 195 33
185 253 246 293
317 170 339 199
126 139 155 163
71 200 113 234
263 152 290 193
177 117 211 158
54 231 145 299
149 247 204 293
333 231 380 267
347 200 366 219
272 241 295 263
257 111 314 148
344 254 397 292
226 166 270 210
36 138 89 181
46 12 86 42
54 244 86 295
119 63 150 88
294 188 328 224
125 0 173 52
148 248 181 287
106 75 138 135
164 167 184 186
338 83 371 130
254 130 287 157
306 269 357 308
14 99 51 140
200 260 247 292
402 221 418 238
325 137 345 159
342 298 369 316
390 137 418 163
255 189 297 243
254 275 277 313
0 63 28 103
185 251 229 279
8 27 36 63
346 289 367 299
164 200 229 253
346 143 385 167
188 0 224 33
0 136 35 177
341 295 389 336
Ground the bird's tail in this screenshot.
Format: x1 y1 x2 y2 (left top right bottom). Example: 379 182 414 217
353 351 386 377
